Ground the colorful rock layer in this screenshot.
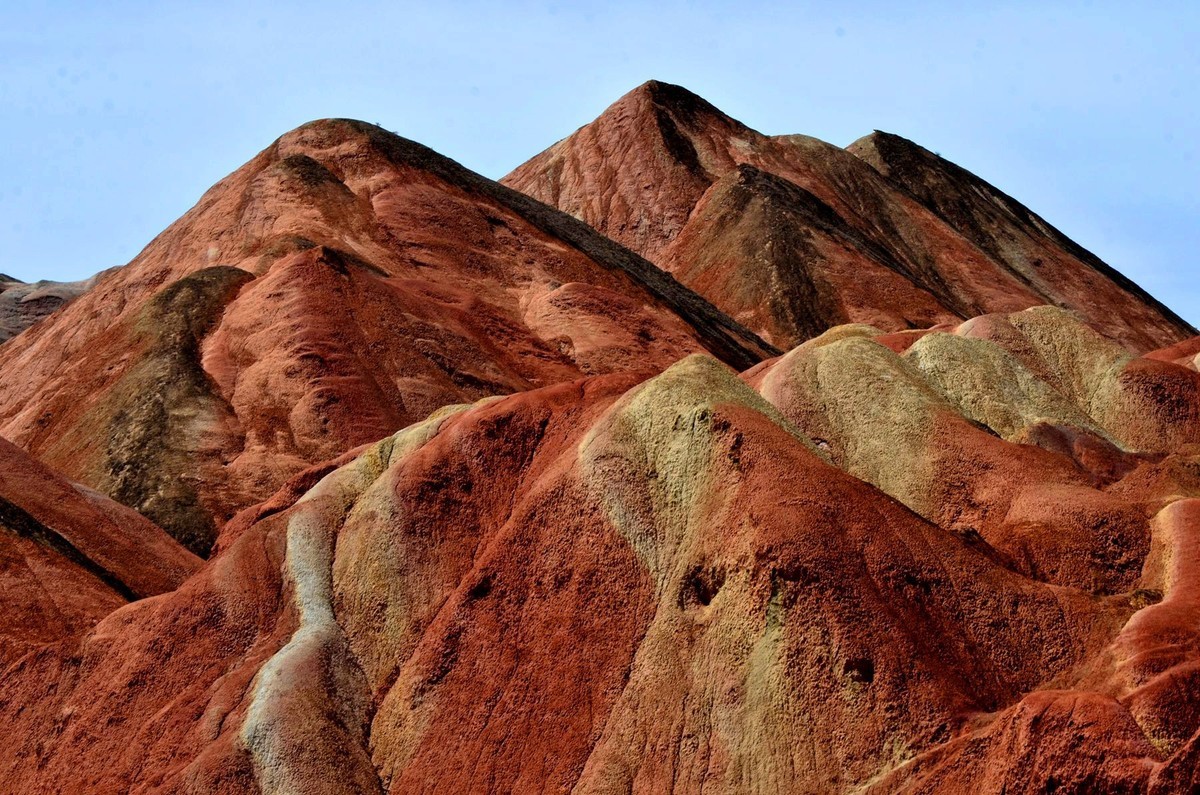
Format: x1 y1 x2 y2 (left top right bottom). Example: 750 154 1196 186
0 119 772 554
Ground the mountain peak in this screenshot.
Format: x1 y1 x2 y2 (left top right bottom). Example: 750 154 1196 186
628 80 729 118
847 128 1197 342
846 129 946 180
614 79 754 141
508 87 1195 352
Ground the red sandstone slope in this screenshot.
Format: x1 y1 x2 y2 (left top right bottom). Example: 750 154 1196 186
0 437 199 669
0 119 774 555
2 337 1198 793
504 81 1195 352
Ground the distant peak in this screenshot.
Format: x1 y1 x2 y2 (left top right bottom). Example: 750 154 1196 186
285 117 394 146
0 274 21 284
635 80 710 110
848 130 924 155
616 80 747 131
848 130 962 178
846 130 941 181
275 118 467 183
863 129 908 143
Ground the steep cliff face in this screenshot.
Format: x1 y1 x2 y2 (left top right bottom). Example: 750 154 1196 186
0 119 773 554
505 80 1195 352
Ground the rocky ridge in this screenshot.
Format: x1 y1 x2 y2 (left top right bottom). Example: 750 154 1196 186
0 118 774 555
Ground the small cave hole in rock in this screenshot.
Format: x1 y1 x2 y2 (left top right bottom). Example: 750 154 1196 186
685 566 725 607
903 572 932 594
468 575 492 600
843 657 874 685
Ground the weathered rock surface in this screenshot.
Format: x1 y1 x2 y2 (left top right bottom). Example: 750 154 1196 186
505 81 1195 352
2 317 1198 792
0 119 774 554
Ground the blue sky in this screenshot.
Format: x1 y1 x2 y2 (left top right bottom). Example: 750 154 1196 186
2 1 1197 326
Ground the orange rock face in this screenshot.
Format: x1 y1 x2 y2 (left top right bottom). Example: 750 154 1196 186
2 84 1199 794
505 81 1195 353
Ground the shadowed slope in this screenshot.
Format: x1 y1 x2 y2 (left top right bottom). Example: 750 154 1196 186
848 130 1196 351
662 164 956 344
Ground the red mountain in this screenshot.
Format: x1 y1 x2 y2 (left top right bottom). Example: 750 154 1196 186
1 86 1198 794
504 81 1194 353
0 118 772 555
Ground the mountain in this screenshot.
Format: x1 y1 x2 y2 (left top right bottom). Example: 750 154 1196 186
2 318 1198 792
2 84 1199 793
0 272 98 342
0 118 774 555
504 81 1195 353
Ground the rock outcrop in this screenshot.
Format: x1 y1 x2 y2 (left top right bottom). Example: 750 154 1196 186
2 331 1198 792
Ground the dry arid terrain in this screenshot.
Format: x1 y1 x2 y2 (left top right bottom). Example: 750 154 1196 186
1 82 1198 794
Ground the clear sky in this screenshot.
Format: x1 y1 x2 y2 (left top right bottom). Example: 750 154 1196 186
2 1 1197 326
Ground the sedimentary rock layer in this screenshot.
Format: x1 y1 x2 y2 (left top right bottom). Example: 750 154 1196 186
3 84 1197 793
